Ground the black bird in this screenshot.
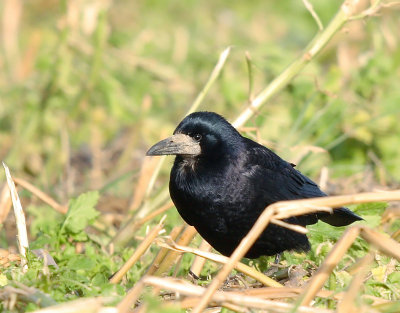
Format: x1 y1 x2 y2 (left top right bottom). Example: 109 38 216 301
146 112 362 258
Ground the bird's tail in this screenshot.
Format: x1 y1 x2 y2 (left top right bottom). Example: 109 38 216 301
318 207 363 227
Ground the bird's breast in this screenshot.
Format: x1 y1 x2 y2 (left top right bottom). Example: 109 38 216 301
170 161 255 220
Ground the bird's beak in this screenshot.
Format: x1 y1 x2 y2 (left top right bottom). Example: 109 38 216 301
146 134 201 156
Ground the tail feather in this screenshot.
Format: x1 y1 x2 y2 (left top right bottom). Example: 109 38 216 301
318 207 363 227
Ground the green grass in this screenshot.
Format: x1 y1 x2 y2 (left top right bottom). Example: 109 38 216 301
1 0 400 312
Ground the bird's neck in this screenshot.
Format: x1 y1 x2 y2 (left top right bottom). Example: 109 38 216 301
174 152 234 175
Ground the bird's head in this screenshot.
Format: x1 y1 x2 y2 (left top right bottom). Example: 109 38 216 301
146 112 241 162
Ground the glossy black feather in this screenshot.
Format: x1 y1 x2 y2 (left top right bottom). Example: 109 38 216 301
166 112 362 258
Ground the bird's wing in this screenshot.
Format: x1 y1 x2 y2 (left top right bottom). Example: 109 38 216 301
242 143 327 226
242 142 362 226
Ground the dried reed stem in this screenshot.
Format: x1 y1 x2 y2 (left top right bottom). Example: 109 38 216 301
110 218 165 284
298 226 361 306
270 218 308 234
190 239 212 278
3 163 29 269
143 276 333 313
13 177 68 214
157 237 282 287
146 225 183 275
154 225 197 275
129 156 160 212
186 47 231 116
360 227 400 261
336 251 374 313
31 297 111 313
118 280 144 313
134 201 174 229
0 184 12 223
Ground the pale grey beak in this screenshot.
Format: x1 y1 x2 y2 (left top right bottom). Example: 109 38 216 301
146 134 201 156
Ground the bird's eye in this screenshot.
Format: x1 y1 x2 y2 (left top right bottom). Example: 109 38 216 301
193 134 202 141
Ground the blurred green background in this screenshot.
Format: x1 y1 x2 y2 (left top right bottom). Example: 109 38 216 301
1 1 400 310
0 0 399 198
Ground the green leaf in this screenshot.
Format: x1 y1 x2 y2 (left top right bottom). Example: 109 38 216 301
91 273 108 286
27 205 63 237
353 202 388 216
61 191 100 234
68 256 96 271
388 272 400 285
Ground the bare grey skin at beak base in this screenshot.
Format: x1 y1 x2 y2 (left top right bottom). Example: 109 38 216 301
146 133 201 156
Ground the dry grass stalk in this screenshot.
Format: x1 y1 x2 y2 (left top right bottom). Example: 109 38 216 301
142 276 333 313
129 156 161 212
381 205 400 225
0 249 21 267
3 282 57 308
133 201 174 229
146 225 183 275
110 217 165 284
107 189 170 249
3 163 29 269
2 0 22 78
359 227 400 261
185 47 231 116
272 191 400 220
176 297 224 310
30 297 115 313
190 239 212 278
298 226 361 306
138 286 162 313
13 177 68 214
172 288 343 309
219 302 248 313
392 229 400 241
0 184 12 223
336 251 375 313
302 0 323 30
273 204 332 220
270 218 308 234
89 126 103 190
245 51 254 102
117 280 144 313
156 236 282 287
153 225 197 276
239 287 341 300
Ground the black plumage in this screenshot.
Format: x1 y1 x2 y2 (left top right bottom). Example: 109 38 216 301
146 112 362 258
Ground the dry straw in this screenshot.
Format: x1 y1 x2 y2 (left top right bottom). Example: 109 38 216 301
110 216 166 284
146 225 183 275
155 235 282 287
189 239 212 278
153 225 198 276
137 276 333 313
13 177 68 214
3 162 29 269
0 183 12 224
